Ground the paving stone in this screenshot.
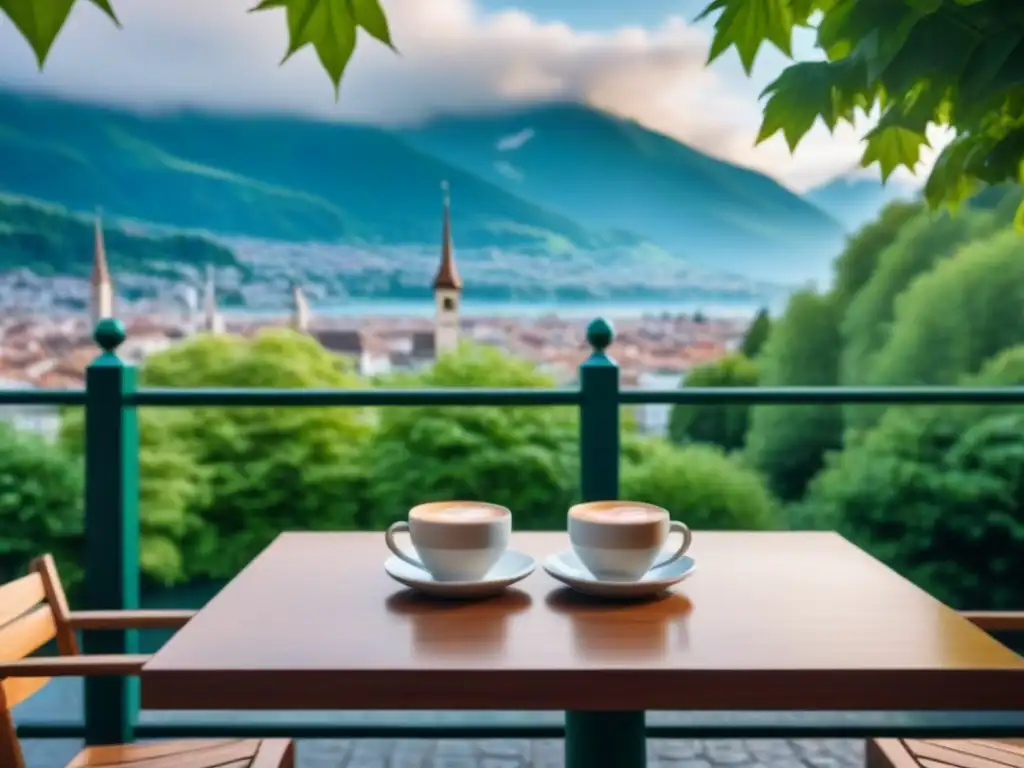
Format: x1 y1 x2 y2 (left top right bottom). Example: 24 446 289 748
20 734 868 768
480 758 524 768
428 757 478 768
665 759 715 768
530 739 563 763
653 739 704 759
479 740 530 759
747 740 798 759
344 756 387 768
802 756 845 768
704 739 752 765
434 739 476 756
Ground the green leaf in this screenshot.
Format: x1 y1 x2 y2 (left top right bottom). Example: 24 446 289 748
253 0 360 96
923 135 979 209
86 0 119 24
1014 200 1024 234
703 0 795 73
307 0 357 96
347 0 394 49
860 122 928 182
758 65 824 149
0 0 76 67
956 35 1024 124
280 0 321 63
875 11 982 98
757 59 872 150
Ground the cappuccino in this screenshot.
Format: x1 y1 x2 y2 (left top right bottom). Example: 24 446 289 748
568 500 692 582
412 502 507 523
570 502 665 524
386 501 511 581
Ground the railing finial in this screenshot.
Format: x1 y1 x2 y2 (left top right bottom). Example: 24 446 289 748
93 318 126 354
586 317 614 353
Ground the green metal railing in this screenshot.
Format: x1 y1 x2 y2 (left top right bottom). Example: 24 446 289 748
7 316 1024 747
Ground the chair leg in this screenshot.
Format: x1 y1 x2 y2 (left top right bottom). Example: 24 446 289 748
253 739 295 768
280 741 295 768
866 739 916 768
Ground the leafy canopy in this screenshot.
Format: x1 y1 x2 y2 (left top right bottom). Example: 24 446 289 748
4 0 395 96
700 0 1024 230
668 353 759 452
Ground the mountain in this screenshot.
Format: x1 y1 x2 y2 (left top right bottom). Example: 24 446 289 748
0 194 245 310
0 89 841 299
0 90 620 255
399 104 845 282
804 176 920 232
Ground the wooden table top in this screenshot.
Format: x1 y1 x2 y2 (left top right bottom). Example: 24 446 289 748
141 531 1024 712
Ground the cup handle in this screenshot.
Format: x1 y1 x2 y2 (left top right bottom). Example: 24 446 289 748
652 520 693 570
384 521 424 570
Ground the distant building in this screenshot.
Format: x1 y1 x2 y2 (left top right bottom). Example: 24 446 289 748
0 379 60 441
433 181 462 356
635 370 685 437
315 329 363 358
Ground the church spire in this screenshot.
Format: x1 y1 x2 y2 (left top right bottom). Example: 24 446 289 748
291 280 311 334
203 264 224 334
90 208 113 323
433 181 461 356
433 180 462 291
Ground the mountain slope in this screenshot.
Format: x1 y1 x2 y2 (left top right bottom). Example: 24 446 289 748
400 104 845 282
805 176 920 232
0 90 626 253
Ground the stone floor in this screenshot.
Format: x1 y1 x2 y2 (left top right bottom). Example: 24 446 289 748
23 736 866 768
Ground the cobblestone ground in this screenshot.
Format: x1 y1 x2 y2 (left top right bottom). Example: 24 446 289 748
23 737 865 767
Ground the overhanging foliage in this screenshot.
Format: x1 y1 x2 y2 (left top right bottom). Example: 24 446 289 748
1 0 394 96
699 0 1024 229
8 0 1024 228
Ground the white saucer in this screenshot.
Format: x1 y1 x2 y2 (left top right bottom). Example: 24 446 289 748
384 550 536 598
543 549 696 599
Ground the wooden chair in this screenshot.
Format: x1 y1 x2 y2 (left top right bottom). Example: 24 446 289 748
868 612 1024 768
0 554 294 768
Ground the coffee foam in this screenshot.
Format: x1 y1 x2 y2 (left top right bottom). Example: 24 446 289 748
414 504 506 523
571 503 664 524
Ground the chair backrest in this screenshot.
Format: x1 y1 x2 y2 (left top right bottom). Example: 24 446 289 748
0 555 77 768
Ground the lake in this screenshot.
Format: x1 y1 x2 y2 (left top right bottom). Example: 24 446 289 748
234 298 776 321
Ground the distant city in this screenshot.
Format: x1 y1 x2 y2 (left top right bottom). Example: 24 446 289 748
0 192 750 442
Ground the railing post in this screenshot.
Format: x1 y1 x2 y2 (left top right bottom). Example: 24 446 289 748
83 319 140 746
578 317 620 500
568 318 645 768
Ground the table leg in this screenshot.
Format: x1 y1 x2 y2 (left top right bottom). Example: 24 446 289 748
565 710 646 768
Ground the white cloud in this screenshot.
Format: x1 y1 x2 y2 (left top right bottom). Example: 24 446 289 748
493 160 525 181
496 127 536 152
0 0 946 191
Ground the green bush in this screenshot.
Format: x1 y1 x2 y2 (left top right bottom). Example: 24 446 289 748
800 346 1024 609
739 308 771 358
668 354 758 452
366 344 580 530
745 290 843 501
621 437 779 530
0 422 84 589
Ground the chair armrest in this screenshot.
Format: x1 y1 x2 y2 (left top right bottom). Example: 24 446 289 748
961 611 1024 632
68 609 197 630
0 654 150 678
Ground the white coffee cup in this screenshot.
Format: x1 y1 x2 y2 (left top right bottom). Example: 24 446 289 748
385 501 511 582
568 500 692 582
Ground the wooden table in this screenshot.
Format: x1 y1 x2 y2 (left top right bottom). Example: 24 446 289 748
141 531 1024 768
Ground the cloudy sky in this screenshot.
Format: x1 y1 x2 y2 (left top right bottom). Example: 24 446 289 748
0 0 944 192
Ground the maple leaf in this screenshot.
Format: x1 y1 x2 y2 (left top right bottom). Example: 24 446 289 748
252 0 396 97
